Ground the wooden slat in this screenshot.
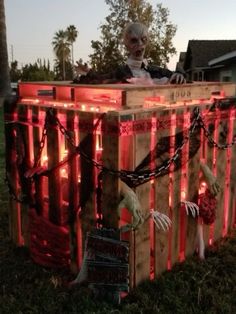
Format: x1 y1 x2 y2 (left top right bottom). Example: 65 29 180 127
223 108 234 235
4 102 23 245
203 106 215 245
228 108 236 231
32 106 44 216
185 107 200 257
133 111 152 285
170 108 182 266
214 110 228 240
79 111 96 251
17 105 34 246
47 108 63 225
119 113 135 288
154 109 171 276
125 83 236 108
101 112 120 229
66 109 79 271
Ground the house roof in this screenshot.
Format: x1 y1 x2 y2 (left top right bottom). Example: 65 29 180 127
208 50 236 66
184 40 236 70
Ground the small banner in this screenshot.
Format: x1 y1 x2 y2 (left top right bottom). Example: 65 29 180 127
85 228 129 303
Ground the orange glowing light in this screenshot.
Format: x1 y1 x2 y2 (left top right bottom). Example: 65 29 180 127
61 168 67 177
181 190 186 201
42 155 48 163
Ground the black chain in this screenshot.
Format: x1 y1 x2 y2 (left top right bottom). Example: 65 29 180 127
7 104 236 202
51 107 201 186
198 115 236 149
5 174 24 203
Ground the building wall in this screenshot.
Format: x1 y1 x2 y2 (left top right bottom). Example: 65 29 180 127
189 64 236 82
219 64 236 82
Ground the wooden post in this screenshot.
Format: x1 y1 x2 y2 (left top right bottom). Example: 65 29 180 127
4 98 23 245
133 110 152 285
32 106 44 216
214 109 228 240
119 112 135 288
203 105 215 245
79 111 96 252
228 108 236 231
185 106 200 257
17 105 34 246
66 109 79 271
47 108 63 225
102 111 120 229
154 108 171 276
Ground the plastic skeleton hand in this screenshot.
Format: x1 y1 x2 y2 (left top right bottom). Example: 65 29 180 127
200 162 220 196
118 181 171 232
150 210 171 231
74 61 90 76
169 72 186 84
181 201 199 218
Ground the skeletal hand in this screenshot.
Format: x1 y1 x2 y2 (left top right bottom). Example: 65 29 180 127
169 72 186 84
74 61 90 76
118 181 171 232
200 162 220 196
181 201 199 218
150 210 171 231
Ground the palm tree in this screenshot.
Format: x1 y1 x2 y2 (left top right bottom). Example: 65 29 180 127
52 30 70 80
0 0 11 99
66 25 78 66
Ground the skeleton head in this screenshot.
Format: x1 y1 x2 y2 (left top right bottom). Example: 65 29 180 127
123 22 149 61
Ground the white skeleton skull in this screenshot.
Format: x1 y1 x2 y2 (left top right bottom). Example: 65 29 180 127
123 22 149 61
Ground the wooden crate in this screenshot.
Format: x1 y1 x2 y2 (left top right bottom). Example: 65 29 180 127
5 82 236 287
18 81 236 108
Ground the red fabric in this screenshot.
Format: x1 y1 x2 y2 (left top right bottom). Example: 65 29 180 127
29 209 70 268
198 189 216 225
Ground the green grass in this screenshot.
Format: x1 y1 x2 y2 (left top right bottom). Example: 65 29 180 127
0 105 236 313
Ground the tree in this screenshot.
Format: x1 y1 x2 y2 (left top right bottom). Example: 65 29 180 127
9 60 22 82
52 30 71 80
89 0 177 73
21 59 55 81
66 25 78 66
0 0 11 98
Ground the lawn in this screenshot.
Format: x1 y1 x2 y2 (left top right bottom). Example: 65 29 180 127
0 105 236 314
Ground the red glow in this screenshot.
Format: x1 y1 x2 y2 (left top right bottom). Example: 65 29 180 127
167 112 176 270
179 110 190 262
17 203 24 246
222 109 234 236
76 211 83 268
149 116 156 279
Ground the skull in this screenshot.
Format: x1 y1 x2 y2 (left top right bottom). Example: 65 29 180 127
123 22 149 61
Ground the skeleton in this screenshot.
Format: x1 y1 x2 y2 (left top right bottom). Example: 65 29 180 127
74 22 185 85
123 22 185 85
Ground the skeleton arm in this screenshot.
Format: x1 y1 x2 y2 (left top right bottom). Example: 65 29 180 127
118 181 171 232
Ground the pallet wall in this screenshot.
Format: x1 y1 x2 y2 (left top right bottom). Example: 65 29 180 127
4 96 236 287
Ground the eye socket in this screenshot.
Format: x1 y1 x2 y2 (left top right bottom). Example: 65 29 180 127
130 37 139 44
141 36 147 44
130 36 148 45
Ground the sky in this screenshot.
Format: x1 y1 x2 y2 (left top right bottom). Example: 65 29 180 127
4 0 236 71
